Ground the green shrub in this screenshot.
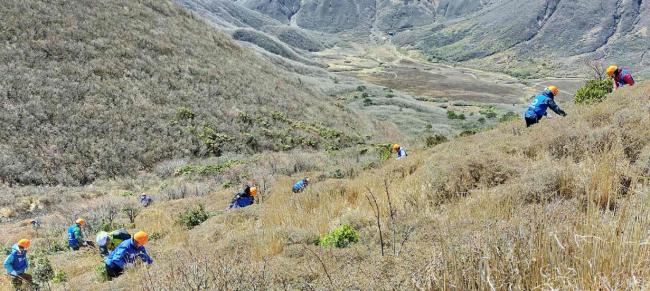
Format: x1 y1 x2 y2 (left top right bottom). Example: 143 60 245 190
447 110 466 120
361 92 370 98
32 254 55 287
52 270 68 283
499 111 519 122
318 224 359 248
197 124 233 155
2 245 11 255
331 169 345 179
375 144 392 161
574 79 613 104
459 129 478 137
425 134 448 148
178 205 210 230
356 85 367 92
175 106 195 121
120 191 134 197
363 98 373 106
479 107 498 118
100 220 125 232
385 93 395 98
46 239 67 254
95 263 108 282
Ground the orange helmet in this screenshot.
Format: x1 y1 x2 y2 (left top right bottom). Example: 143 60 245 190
546 86 559 97
17 239 30 249
133 231 149 246
76 218 86 225
606 65 618 77
249 187 258 197
392 144 400 151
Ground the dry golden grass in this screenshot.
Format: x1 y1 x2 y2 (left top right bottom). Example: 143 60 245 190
1 84 649 290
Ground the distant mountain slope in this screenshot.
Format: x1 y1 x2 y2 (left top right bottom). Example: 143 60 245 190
184 0 649 78
398 0 650 77
0 0 364 186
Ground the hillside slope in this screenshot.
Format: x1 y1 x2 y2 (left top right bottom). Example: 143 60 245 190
0 0 365 186
183 0 650 78
136 83 650 289
398 0 650 78
3 83 647 289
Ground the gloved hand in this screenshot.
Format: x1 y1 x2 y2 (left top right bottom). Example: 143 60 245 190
9 271 19 276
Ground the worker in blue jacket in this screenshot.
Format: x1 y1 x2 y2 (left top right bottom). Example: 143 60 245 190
68 218 86 250
104 231 153 280
4 239 32 289
393 144 407 159
524 86 567 127
292 178 309 193
229 186 257 209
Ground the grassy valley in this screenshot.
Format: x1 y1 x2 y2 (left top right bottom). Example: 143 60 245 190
1 0 649 289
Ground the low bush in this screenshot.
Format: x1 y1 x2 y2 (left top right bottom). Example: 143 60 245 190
52 270 68 283
375 144 393 161
424 134 448 148
317 224 359 248
479 106 498 118
95 263 108 282
32 254 55 288
574 79 613 104
178 205 210 230
447 111 466 120
499 111 519 122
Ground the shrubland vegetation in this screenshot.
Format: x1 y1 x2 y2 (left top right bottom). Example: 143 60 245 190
0 0 365 186
574 79 614 104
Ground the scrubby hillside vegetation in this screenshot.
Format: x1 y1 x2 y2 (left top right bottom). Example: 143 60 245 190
3 83 648 289
0 0 367 186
